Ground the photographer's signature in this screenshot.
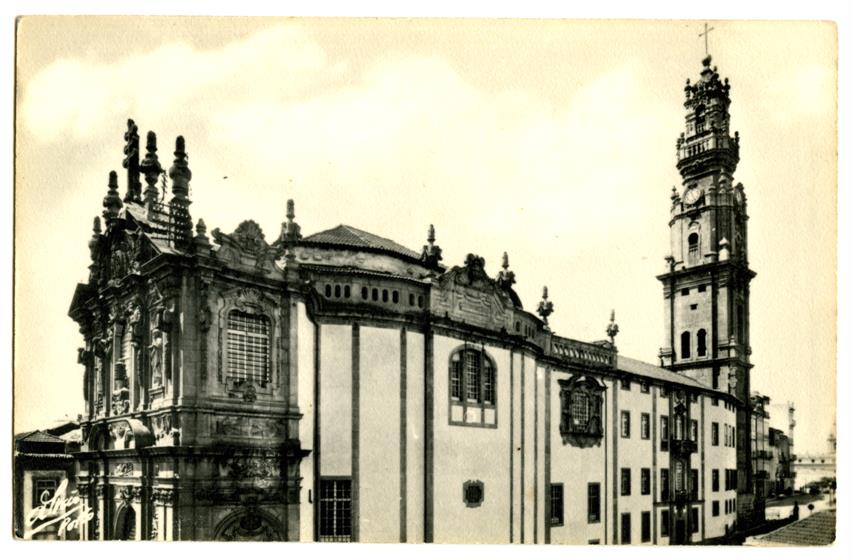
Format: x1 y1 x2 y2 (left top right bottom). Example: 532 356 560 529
27 479 94 538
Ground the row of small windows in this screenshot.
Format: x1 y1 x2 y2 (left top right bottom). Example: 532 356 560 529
710 422 736 447
324 283 424 308
681 284 707 296
549 482 601 526
680 329 708 358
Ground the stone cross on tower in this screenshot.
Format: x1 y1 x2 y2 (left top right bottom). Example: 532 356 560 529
699 22 715 56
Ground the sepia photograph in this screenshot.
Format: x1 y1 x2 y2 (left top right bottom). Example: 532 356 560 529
10 10 839 548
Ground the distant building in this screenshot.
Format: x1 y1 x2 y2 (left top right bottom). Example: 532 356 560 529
14 421 82 539
767 428 794 496
793 426 836 491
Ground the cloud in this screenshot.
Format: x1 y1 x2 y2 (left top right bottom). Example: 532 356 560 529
21 23 335 142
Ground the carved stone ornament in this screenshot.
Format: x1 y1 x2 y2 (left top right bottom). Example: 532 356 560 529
221 455 281 481
215 416 285 438
118 485 142 503
463 480 485 508
558 375 606 448
113 462 135 477
151 487 175 504
215 507 283 541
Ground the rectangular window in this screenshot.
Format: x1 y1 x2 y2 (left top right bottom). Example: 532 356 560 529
698 284 707 293
621 411 631 438
690 419 699 442
641 413 650 440
641 511 651 543
588 483 601 523
621 378 631 390
661 469 670 501
641 381 650 393
690 507 699 534
712 469 719 492
621 468 631 496
464 351 480 402
319 478 352 542
450 355 462 400
711 422 719 446
621 513 632 544
661 416 669 451
675 462 685 492
661 386 670 398
641 468 651 495
32 478 58 507
549 484 564 526
681 287 690 296
226 310 271 384
661 510 670 538
690 469 699 500
712 500 720 517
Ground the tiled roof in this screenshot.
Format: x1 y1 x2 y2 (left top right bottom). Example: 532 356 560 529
15 430 66 444
618 355 713 391
302 225 421 260
752 509 836 546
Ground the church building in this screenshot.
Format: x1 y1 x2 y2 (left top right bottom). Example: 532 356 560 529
68 55 756 543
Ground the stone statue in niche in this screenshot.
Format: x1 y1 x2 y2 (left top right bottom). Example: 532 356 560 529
149 329 164 387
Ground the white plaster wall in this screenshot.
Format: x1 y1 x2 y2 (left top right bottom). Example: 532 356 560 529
614 381 656 545
405 330 425 542
319 324 352 476
358 326 401 543
548 370 608 545
431 334 511 544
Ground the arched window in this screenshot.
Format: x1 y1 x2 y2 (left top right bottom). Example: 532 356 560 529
450 348 495 405
681 331 691 359
449 347 496 427
697 329 707 357
226 310 270 385
688 232 700 264
695 105 706 133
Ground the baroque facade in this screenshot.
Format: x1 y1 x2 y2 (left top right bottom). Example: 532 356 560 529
68 56 754 543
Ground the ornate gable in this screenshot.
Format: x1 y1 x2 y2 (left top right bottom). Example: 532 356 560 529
433 254 520 331
211 220 273 271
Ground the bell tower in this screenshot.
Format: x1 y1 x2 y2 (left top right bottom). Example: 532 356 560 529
657 55 757 524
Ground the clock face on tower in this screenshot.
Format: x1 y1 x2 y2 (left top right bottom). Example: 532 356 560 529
683 186 703 206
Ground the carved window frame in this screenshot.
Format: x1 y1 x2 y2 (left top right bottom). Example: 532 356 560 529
558 374 605 446
216 287 280 393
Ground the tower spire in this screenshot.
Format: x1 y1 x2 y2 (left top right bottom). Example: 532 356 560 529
168 136 193 248
140 130 163 209
102 170 122 222
421 224 442 268
122 119 142 203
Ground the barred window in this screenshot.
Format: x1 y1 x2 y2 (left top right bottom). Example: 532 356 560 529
559 375 604 442
571 392 591 427
226 310 270 385
319 478 352 542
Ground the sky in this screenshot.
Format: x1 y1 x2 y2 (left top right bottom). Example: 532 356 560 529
13 17 837 455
